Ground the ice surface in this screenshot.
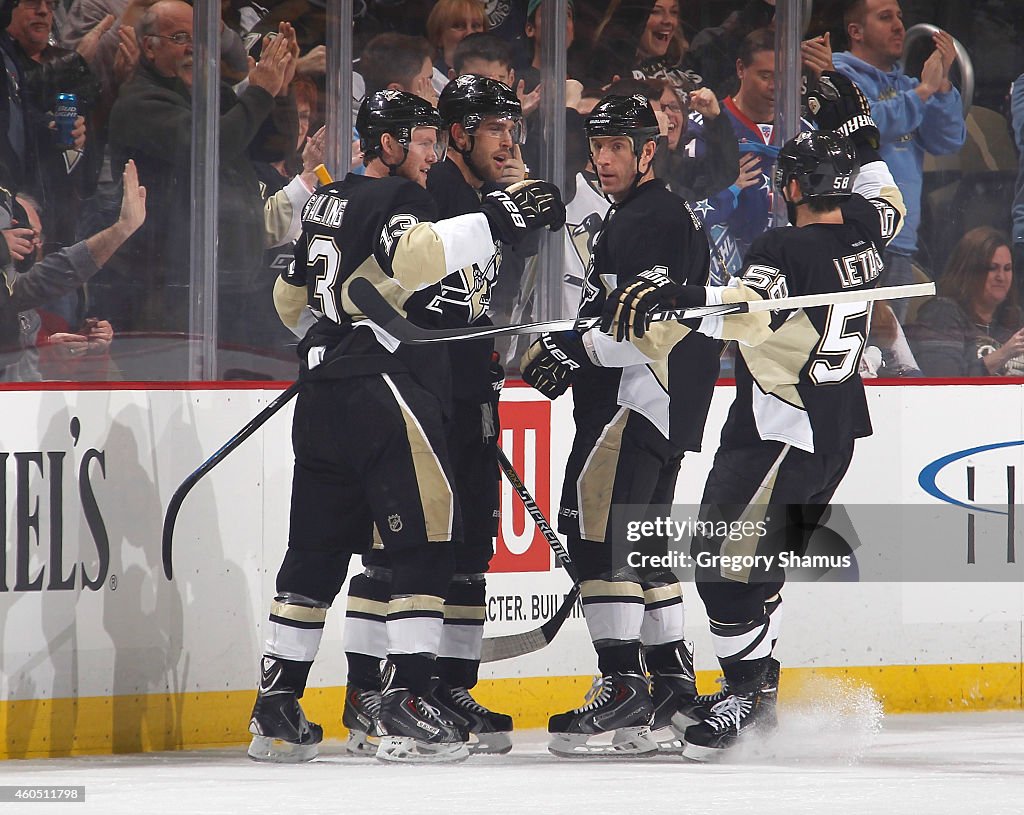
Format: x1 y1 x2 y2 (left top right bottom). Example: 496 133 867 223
2 711 1022 815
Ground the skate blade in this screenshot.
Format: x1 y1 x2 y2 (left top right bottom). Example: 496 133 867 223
375 736 470 764
548 727 659 758
344 730 380 757
247 735 319 764
468 731 513 755
681 739 727 763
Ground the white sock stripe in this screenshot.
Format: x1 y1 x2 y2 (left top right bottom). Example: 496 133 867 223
342 617 388 659
387 615 444 656
640 603 685 646
437 622 484 660
264 620 324 662
582 599 645 644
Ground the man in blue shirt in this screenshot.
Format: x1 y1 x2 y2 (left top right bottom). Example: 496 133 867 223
833 0 965 318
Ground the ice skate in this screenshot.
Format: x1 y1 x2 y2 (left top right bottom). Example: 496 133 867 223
342 685 382 757
427 683 513 754
648 641 702 752
376 681 469 764
247 658 323 763
682 660 780 762
547 673 658 758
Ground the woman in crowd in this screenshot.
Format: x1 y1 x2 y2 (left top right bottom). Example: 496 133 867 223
909 227 1024 376
589 0 700 95
426 0 487 94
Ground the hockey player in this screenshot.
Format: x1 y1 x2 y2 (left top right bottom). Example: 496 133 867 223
341 75 547 756
599 74 905 761
518 94 721 756
248 89 564 764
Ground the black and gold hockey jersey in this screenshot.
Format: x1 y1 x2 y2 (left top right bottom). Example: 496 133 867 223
703 161 906 453
574 179 721 451
274 171 498 402
418 158 503 403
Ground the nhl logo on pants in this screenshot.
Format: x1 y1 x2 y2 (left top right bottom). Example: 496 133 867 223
388 514 403 532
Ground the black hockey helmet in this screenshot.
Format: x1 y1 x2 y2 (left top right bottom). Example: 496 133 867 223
585 94 661 158
774 130 858 202
356 90 444 171
437 74 523 138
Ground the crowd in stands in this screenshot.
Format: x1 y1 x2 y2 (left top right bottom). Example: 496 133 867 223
0 0 1022 382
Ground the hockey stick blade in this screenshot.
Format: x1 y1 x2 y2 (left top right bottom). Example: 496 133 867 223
349 277 935 345
481 584 581 663
161 382 301 580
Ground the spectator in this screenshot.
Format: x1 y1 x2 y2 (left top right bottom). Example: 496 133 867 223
14 191 117 379
649 76 739 205
688 0 775 98
0 158 145 381
517 0 576 95
451 32 539 116
908 226 1024 377
253 78 325 362
102 3 299 368
359 32 436 103
590 0 699 97
690 28 807 278
2 0 97 249
425 0 487 96
833 0 967 320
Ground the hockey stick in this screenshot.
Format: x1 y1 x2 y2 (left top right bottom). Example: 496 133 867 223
480 448 581 663
349 277 935 344
161 167 337 580
161 382 301 580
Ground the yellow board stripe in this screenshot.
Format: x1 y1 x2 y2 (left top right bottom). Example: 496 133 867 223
0 663 1019 760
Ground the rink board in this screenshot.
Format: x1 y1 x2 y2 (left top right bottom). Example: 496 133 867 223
0 382 1022 758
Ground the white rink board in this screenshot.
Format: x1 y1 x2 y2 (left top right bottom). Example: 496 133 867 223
0 383 1022 704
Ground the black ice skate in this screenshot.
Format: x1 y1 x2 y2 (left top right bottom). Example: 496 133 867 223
247 657 323 763
649 642 702 752
342 685 382 757
376 669 469 764
547 673 658 758
681 659 780 762
427 683 513 754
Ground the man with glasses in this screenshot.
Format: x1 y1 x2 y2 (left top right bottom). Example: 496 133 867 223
103 1 300 362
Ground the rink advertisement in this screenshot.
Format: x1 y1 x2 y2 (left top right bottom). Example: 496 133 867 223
0 382 1021 757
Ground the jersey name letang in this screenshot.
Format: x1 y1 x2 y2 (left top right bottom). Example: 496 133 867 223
833 244 883 289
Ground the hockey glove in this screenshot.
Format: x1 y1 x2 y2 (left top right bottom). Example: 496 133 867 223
520 331 589 400
600 269 706 343
805 71 880 149
481 180 566 246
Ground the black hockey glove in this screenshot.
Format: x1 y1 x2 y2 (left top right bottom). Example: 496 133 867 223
805 71 880 149
480 180 566 246
520 331 589 400
599 269 706 343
